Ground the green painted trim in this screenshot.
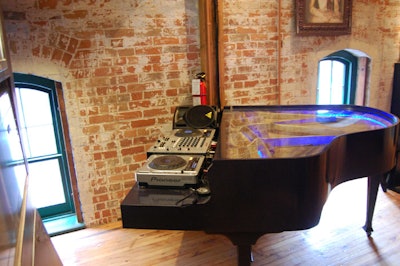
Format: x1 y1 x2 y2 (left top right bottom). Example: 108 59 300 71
44 214 85 237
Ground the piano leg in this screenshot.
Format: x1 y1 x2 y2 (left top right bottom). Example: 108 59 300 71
237 245 252 266
363 175 380 237
224 232 262 266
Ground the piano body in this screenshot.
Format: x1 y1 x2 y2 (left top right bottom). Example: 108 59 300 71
121 105 399 265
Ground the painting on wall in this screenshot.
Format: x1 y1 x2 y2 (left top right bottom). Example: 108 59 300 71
296 0 352 36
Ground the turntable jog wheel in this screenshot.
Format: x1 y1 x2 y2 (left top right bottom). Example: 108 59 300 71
149 155 187 170
184 105 216 129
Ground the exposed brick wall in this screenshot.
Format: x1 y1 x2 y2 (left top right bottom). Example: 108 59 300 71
220 1 280 105
1 0 399 226
219 0 400 107
1 0 200 226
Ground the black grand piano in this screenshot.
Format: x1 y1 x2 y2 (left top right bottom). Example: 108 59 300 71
121 105 399 265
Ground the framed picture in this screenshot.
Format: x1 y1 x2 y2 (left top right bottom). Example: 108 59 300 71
296 0 352 36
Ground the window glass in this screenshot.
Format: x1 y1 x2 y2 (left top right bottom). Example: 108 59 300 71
29 159 66 208
0 92 24 161
16 88 57 157
317 60 345 104
331 60 345 104
0 92 26 198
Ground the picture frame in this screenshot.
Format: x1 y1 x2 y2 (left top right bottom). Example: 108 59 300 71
296 0 352 36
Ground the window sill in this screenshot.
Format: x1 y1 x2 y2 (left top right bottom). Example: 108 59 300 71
44 214 85 237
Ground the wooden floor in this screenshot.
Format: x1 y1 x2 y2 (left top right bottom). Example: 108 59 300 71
51 178 400 266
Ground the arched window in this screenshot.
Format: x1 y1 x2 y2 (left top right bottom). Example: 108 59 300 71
317 49 368 105
13 73 83 235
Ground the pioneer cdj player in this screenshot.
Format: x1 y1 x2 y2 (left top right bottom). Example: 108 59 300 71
137 105 217 188
136 154 205 187
147 128 215 155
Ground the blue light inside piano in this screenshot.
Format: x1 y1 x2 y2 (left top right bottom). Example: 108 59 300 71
265 136 335 147
256 136 336 158
257 149 266 158
246 108 393 159
316 109 389 127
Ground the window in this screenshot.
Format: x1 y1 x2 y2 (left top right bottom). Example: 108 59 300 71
316 50 365 105
13 73 83 234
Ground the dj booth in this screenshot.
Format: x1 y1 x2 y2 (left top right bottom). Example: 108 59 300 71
121 104 399 266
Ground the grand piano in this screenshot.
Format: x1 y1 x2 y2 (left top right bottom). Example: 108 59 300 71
121 105 399 265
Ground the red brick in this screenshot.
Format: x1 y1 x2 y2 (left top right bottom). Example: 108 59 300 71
107 142 116 150
51 49 63 61
109 184 121 192
93 153 102 161
143 108 168 117
131 118 156 128
231 74 248 81
89 115 114 124
103 151 117 159
57 34 69 50
123 129 138 138
166 88 178 96
94 67 111 77
96 203 106 211
114 57 127 65
82 125 100 134
105 29 135 38
154 37 180 45
117 48 135 57
133 153 147 162
143 90 163 98
121 146 144 156
78 40 92 49
125 66 135 73
130 92 143 100
102 209 111 217
94 186 108 194
62 53 72 67
136 47 162 55
117 111 142 121
245 80 259 87
63 10 88 19
92 194 109 204
37 0 57 9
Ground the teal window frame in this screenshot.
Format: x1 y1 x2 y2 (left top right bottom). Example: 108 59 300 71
317 50 358 105
13 73 75 219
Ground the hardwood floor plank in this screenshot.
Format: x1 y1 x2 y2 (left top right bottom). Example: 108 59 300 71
52 178 400 265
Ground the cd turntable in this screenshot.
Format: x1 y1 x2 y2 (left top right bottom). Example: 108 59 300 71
136 154 205 187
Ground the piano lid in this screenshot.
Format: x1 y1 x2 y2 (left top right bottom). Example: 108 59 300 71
219 105 398 159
